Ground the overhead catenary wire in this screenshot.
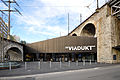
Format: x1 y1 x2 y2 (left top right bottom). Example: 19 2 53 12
0 0 22 33
1 0 8 7
13 0 20 8
16 0 96 16
14 0 95 8
20 5 85 7
84 0 96 13
0 10 8 16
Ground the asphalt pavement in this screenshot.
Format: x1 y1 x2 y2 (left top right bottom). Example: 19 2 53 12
34 64 120 80
0 61 119 80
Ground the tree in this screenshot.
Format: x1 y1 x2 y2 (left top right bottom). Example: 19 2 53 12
20 40 26 44
10 35 15 41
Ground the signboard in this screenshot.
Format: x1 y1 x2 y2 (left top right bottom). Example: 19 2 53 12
65 45 96 51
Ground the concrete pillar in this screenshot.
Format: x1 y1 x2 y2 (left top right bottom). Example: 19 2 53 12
36 53 39 60
44 53 47 61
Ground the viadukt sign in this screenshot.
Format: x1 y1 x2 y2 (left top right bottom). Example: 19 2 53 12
65 45 95 51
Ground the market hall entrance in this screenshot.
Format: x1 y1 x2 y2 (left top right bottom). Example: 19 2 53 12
25 52 97 62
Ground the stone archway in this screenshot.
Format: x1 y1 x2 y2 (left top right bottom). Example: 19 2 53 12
80 23 96 37
6 47 22 61
4 44 23 61
72 33 77 36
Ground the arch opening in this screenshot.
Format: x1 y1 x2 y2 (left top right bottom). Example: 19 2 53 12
72 33 77 36
6 47 22 61
80 23 96 37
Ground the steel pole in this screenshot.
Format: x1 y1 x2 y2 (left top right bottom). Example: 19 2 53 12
68 13 69 35
8 0 10 39
97 0 99 9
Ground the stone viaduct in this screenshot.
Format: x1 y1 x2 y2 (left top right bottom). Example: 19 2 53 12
69 2 120 63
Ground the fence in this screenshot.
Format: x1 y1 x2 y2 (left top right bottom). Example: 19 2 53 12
22 60 97 70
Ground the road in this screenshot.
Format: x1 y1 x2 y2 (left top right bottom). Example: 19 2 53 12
1 64 120 80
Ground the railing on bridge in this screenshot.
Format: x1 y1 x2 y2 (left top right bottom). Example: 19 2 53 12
109 0 120 19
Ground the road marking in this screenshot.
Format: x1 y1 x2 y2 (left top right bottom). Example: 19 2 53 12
4 64 120 79
1 64 120 80
0 67 100 80
27 70 31 71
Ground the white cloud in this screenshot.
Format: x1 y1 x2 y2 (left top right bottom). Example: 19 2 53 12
13 0 106 43
40 0 90 7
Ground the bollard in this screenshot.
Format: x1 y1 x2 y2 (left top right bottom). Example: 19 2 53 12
60 61 61 68
83 60 85 66
33 58 34 61
38 61 41 69
90 59 91 65
76 60 78 66
50 61 51 68
9 62 11 71
95 60 97 64
68 60 70 67
25 62 27 70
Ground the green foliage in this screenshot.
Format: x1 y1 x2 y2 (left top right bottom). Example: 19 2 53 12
20 40 26 44
10 35 15 41
9 35 27 44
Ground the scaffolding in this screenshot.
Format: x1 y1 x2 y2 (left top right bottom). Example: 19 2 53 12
109 0 120 19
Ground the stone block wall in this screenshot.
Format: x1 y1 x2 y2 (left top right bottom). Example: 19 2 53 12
111 15 120 63
0 39 23 61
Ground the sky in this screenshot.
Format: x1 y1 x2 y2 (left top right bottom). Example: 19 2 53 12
0 0 108 43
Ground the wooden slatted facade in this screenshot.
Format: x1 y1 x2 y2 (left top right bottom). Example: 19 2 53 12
26 36 97 54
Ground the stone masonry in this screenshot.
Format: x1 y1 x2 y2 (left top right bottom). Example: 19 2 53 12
0 39 23 61
69 4 120 63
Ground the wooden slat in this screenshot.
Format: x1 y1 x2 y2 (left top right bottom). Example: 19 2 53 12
27 36 97 53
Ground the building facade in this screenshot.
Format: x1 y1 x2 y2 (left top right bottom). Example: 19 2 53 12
0 17 8 39
26 36 97 62
25 1 120 63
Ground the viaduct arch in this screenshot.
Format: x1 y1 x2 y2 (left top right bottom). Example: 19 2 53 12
0 39 23 61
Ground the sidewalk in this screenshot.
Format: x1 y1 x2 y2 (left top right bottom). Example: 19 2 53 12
0 61 118 77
